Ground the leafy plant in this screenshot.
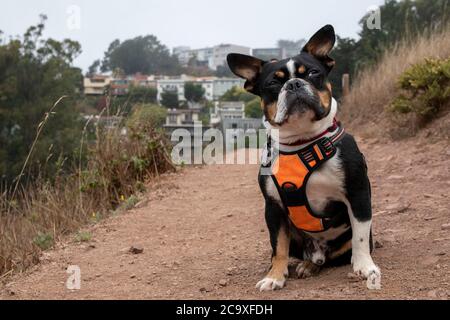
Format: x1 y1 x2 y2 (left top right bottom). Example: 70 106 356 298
33 232 54 250
389 57 450 120
75 231 92 243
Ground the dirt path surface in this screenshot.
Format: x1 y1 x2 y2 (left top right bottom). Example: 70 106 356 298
1 137 449 300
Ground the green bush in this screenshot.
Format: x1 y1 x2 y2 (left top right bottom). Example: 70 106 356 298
33 232 54 250
390 58 450 119
245 97 263 118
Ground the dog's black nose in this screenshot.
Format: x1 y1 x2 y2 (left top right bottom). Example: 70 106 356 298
315 259 324 265
286 79 303 92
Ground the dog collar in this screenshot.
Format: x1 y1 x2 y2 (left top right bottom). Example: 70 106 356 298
281 118 340 147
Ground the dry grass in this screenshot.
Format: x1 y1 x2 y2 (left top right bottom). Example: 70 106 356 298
0 104 175 277
340 27 450 139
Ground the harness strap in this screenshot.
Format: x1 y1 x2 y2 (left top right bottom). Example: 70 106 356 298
266 122 345 232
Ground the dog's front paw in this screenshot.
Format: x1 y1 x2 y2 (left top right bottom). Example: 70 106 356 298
352 256 381 289
255 277 285 291
296 260 321 279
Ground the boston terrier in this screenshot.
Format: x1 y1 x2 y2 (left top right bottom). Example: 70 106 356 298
227 25 381 291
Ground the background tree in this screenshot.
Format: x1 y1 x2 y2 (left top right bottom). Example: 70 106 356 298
215 65 234 77
160 89 179 108
128 86 158 104
184 82 205 103
100 35 182 75
0 15 84 185
245 98 263 118
87 59 101 76
220 86 256 103
328 0 450 99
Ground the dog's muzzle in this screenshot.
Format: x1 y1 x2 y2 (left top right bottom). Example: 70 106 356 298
274 79 318 124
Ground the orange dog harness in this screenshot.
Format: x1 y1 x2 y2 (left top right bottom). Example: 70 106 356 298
267 123 345 232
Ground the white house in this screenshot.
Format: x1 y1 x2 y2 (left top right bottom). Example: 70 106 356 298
157 76 245 103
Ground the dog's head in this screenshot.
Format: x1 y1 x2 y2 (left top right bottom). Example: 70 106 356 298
227 25 336 129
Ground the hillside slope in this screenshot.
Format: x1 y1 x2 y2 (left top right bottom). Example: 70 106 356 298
340 27 450 140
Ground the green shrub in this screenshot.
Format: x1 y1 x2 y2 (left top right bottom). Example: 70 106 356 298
33 232 54 250
389 58 450 120
75 231 92 242
245 97 263 118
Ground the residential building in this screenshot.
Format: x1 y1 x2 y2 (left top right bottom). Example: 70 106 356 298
252 48 285 61
212 78 244 100
211 44 250 70
84 73 156 96
164 107 202 127
157 78 187 102
210 101 245 126
173 46 191 65
173 44 250 70
83 75 112 95
156 76 245 103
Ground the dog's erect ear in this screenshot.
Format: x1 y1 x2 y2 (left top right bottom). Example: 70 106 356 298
302 25 336 72
227 53 265 93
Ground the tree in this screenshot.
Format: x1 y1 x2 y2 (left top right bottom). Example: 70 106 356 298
100 35 182 75
245 98 263 118
184 82 205 103
128 86 158 104
327 0 450 99
215 65 234 78
0 15 84 185
328 36 359 97
160 89 179 108
126 104 167 130
220 86 256 103
87 59 101 76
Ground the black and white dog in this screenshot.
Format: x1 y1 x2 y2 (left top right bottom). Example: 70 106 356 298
227 25 381 291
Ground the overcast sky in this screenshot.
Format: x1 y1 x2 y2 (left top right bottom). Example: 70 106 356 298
0 0 385 72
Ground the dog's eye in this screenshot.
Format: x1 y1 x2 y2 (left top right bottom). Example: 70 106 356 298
268 80 279 86
308 69 320 77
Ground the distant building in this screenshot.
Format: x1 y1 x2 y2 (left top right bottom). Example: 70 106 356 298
210 101 245 126
173 46 191 66
252 46 303 61
173 44 251 70
164 107 202 127
212 78 244 100
211 44 250 70
83 75 112 95
84 73 156 96
156 76 245 103
210 101 262 135
252 48 285 61
157 78 186 102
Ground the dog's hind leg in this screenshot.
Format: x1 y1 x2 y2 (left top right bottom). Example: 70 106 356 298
296 237 324 278
296 260 321 279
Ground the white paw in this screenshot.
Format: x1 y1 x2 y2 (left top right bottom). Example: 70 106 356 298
255 277 285 291
352 256 381 290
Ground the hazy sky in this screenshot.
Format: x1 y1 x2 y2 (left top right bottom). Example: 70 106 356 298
0 0 385 71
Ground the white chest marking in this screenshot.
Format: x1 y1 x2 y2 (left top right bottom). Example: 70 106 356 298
306 151 346 214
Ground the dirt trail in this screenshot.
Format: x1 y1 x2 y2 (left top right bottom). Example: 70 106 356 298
1 137 449 300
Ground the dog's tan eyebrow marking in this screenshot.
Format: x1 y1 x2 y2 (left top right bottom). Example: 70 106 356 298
275 70 285 78
298 65 306 74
